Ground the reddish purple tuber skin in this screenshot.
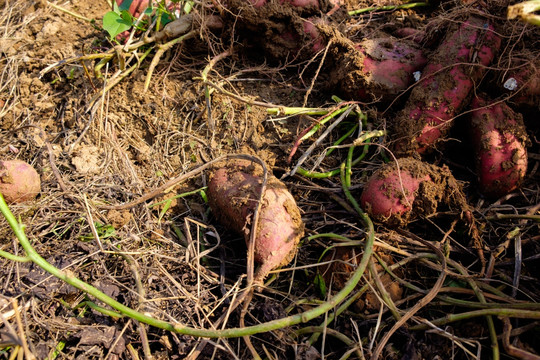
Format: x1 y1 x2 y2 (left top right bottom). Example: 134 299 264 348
359 158 468 226
499 62 540 107
337 38 427 102
281 0 319 8
302 19 324 53
393 16 501 155
469 96 529 198
393 27 427 45
208 160 304 282
357 39 427 97
0 160 41 204
360 162 430 225
277 18 326 55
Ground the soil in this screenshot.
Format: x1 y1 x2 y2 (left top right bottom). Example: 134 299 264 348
0 0 539 359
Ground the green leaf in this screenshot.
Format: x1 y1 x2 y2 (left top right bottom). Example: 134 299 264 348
102 11 133 39
314 273 327 298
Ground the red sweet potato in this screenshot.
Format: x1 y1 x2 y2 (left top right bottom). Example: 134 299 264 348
282 0 320 8
392 16 501 155
225 0 340 59
498 59 540 108
276 18 326 55
336 37 428 102
469 95 529 198
302 18 325 53
207 160 304 282
0 160 41 204
360 158 467 226
393 27 427 45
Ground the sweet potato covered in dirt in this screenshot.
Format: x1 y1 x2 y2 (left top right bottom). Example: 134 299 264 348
468 95 529 198
207 160 304 282
335 37 428 102
360 158 468 226
0 160 41 204
392 16 501 155
225 0 343 59
496 57 540 108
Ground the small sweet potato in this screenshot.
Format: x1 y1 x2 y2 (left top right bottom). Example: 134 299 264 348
469 95 529 197
207 160 304 282
392 16 501 155
360 158 467 226
0 160 41 204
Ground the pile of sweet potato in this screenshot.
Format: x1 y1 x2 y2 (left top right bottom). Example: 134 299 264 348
111 1 536 276
202 4 536 274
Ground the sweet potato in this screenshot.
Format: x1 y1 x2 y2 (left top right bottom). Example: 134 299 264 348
468 95 529 197
207 160 304 282
302 19 325 53
393 27 427 45
498 58 540 108
360 158 467 226
225 0 340 59
0 160 41 204
392 16 501 155
282 0 320 8
276 18 326 55
335 37 428 102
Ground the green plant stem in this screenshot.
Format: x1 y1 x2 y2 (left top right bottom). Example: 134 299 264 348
149 186 207 207
410 308 540 330
296 326 362 357
301 107 351 142
486 213 540 222
308 233 352 242
144 30 198 92
267 107 330 116
297 138 372 179
326 124 358 157
306 285 368 345
0 193 375 338
448 258 500 360
80 300 123 320
379 254 539 310
348 2 429 16
0 250 30 262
